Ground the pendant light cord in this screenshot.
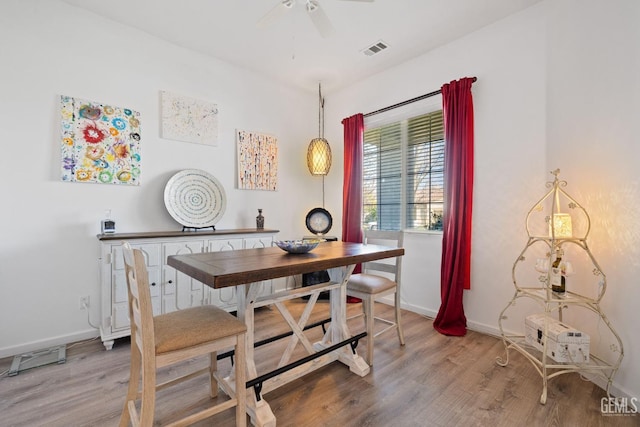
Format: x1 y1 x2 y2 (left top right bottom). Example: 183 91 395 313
318 82 325 139
320 82 326 207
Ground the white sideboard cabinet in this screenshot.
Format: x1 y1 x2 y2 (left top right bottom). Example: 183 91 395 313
98 229 278 350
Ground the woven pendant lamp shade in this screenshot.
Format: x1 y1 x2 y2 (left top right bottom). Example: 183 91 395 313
307 137 332 175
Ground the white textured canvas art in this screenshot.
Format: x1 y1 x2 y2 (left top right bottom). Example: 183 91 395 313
161 91 218 146
237 130 278 191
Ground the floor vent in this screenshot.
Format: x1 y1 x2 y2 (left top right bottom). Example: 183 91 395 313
362 40 389 57
8 345 66 376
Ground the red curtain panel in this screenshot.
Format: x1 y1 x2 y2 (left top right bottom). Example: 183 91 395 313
433 77 475 336
342 113 364 280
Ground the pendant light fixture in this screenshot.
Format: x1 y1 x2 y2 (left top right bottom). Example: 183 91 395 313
307 83 332 176
304 82 333 239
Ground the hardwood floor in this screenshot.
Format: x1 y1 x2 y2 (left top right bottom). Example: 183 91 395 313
1 300 636 427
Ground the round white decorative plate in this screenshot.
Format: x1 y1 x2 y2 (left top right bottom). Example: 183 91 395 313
164 169 226 228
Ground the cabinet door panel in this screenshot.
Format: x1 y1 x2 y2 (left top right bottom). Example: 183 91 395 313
162 241 205 311
114 271 161 330
110 243 161 331
218 287 237 307
206 238 243 308
112 243 161 270
244 237 274 298
244 237 272 249
208 238 243 252
148 267 161 316
113 303 130 330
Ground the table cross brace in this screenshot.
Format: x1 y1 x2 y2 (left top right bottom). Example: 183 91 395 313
246 332 367 401
274 291 321 368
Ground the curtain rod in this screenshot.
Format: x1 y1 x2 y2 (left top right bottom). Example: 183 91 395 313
363 76 477 118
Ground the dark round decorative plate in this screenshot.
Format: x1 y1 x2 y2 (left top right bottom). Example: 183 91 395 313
305 207 332 235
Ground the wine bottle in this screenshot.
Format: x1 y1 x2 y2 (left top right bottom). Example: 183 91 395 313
550 250 566 294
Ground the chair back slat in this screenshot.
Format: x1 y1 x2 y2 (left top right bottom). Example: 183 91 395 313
131 302 143 333
363 229 403 243
122 242 156 356
362 229 403 285
363 261 396 274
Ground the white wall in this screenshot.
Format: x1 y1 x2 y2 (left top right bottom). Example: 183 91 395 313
0 0 322 356
330 0 639 400
543 0 640 400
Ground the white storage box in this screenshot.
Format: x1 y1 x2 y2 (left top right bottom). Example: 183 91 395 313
525 313 590 363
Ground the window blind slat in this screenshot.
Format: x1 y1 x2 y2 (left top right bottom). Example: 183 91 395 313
363 108 444 231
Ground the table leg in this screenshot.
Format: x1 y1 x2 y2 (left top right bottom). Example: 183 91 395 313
317 265 370 376
237 283 276 427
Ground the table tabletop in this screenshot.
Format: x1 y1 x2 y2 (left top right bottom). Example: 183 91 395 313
167 240 404 289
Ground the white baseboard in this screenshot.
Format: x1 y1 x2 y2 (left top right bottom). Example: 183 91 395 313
0 329 100 359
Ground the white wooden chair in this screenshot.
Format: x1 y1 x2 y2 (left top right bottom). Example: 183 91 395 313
346 230 405 366
119 242 247 427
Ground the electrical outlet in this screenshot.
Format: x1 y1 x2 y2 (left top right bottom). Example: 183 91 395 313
80 296 90 310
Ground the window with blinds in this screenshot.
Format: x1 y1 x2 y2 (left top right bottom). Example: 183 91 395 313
363 109 444 231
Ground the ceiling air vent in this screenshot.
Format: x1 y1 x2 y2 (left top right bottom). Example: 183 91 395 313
361 40 389 57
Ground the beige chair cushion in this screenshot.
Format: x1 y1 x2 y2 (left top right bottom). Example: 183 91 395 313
154 306 246 354
347 273 396 295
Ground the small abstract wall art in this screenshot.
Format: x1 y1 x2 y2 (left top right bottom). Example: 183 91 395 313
60 95 142 185
237 130 278 191
161 91 219 146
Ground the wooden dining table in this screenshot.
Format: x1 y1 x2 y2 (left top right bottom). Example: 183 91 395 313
167 240 404 427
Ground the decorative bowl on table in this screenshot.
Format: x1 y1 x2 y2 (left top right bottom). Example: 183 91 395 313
274 239 321 254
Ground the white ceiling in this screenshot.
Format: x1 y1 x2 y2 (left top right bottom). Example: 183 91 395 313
61 0 541 94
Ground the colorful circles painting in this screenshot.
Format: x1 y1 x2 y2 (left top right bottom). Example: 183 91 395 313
60 95 141 185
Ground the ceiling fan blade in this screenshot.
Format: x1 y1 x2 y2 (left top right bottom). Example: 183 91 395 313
307 1 334 38
257 0 296 29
